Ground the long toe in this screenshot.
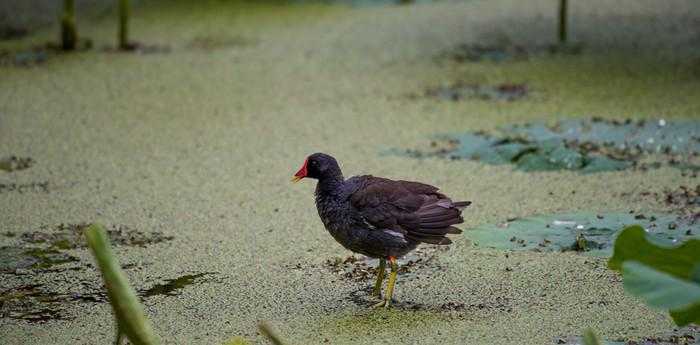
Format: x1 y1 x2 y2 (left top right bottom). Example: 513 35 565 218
371 300 388 309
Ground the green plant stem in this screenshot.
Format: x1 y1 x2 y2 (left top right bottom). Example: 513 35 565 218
85 224 160 345
61 0 77 50
118 0 130 49
558 0 568 44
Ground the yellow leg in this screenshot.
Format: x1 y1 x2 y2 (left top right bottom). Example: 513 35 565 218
373 256 398 308
372 258 386 297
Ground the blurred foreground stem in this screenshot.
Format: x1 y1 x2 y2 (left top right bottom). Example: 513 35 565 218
85 224 160 345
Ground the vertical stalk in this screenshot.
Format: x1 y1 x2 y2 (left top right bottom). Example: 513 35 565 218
85 224 160 345
558 0 568 44
61 0 77 50
118 0 130 49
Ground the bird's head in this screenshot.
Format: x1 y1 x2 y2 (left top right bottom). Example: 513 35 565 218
292 153 340 182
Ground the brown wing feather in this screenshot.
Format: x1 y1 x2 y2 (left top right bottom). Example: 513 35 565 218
349 176 470 245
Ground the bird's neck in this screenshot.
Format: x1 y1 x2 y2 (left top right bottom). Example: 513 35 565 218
315 171 344 198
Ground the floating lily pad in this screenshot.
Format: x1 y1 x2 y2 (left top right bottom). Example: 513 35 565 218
388 118 700 173
466 212 698 257
505 118 700 155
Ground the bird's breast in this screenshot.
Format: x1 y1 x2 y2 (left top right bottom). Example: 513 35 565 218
314 195 354 229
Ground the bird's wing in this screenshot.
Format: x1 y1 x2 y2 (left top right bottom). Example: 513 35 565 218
349 176 470 245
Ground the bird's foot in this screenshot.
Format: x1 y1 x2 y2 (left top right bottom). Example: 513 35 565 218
371 298 392 309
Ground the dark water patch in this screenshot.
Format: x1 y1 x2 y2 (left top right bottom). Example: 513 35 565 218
388 118 700 173
0 284 106 323
102 42 171 55
0 41 92 67
0 271 215 323
467 212 698 257
187 35 256 51
0 225 179 323
0 25 29 41
555 325 698 345
1 224 172 275
293 0 436 7
0 49 48 67
441 43 582 63
0 182 49 193
419 82 528 102
0 156 34 172
21 223 174 250
0 246 79 274
139 273 215 298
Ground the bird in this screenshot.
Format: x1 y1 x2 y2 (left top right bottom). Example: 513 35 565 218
291 152 470 308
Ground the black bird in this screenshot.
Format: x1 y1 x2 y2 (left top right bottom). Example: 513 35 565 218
292 153 470 307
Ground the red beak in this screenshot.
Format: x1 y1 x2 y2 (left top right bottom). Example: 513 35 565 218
291 158 308 183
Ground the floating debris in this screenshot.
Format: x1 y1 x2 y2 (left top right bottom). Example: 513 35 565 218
663 185 700 209
0 182 49 193
0 156 34 172
292 0 437 7
555 325 699 345
188 35 256 51
103 42 171 54
442 43 582 63
322 245 448 282
1 223 173 274
0 284 106 323
0 271 213 323
11 50 48 67
633 185 700 226
19 223 174 250
139 273 215 298
0 246 78 274
466 212 699 257
423 82 528 102
388 118 700 173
